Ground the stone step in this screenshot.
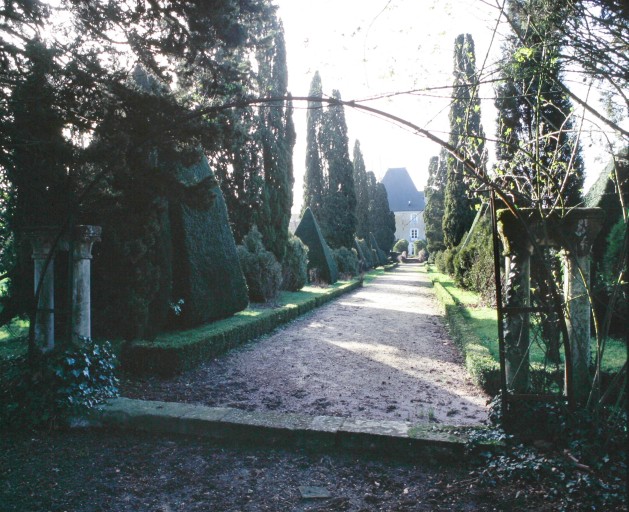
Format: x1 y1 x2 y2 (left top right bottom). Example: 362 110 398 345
87 398 500 463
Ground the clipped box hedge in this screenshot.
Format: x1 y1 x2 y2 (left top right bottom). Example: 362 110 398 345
122 279 363 377
429 277 501 394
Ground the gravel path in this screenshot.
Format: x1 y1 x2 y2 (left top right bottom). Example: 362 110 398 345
123 265 489 426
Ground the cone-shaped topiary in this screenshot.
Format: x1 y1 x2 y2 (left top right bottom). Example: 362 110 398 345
295 207 338 284
169 154 249 326
354 237 374 270
369 233 388 266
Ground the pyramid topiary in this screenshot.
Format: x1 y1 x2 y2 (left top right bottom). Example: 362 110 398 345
369 233 388 266
169 154 249 326
355 237 374 269
295 207 338 284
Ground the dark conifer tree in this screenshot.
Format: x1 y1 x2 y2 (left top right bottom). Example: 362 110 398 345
495 0 583 207
352 140 371 240
320 89 357 249
442 34 485 248
424 150 448 255
371 182 396 253
253 22 295 262
303 72 325 220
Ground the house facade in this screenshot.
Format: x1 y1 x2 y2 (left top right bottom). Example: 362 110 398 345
381 167 425 255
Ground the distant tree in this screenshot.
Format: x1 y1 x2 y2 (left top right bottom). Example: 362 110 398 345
319 89 357 249
442 34 485 248
371 182 396 253
353 140 371 240
252 22 295 262
303 71 325 220
424 150 447 255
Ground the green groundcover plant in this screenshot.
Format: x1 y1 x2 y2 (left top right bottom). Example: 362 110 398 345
0 338 119 429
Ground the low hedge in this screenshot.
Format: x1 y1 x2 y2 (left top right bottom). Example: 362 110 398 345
429 274 501 394
428 269 627 397
121 279 363 377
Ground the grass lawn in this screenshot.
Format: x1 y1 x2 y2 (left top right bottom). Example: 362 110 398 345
425 267 626 381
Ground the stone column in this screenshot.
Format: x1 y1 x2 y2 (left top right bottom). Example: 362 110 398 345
24 227 58 352
497 210 534 394
71 225 101 341
503 244 532 393
562 212 604 404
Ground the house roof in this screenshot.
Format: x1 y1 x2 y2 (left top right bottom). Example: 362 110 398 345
381 167 425 211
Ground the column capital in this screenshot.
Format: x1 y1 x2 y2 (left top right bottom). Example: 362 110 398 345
497 208 604 257
23 226 61 259
72 225 102 260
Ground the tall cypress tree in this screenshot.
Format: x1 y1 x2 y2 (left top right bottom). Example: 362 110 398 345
253 22 295 262
371 182 396 253
424 149 448 255
495 0 583 207
320 89 357 249
442 34 485 248
303 72 325 220
353 140 371 240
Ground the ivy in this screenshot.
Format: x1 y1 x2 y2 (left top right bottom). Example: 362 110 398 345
0 338 119 429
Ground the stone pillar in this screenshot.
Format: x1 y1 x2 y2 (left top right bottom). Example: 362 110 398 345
503 244 532 393
561 212 603 404
563 252 591 403
24 227 58 352
71 225 101 341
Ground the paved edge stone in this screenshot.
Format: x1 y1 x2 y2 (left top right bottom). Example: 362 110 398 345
87 398 500 463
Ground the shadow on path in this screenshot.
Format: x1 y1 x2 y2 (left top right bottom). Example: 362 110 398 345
122 265 489 426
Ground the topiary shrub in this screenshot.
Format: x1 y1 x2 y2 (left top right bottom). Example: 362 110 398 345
413 239 427 255
392 238 409 253
369 233 388 266
333 246 360 278
295 208 338 284
281 234 309 291
454 243 476 288
237 226 282 302
0 339 119 430
442 246 458 276
355 238 374 270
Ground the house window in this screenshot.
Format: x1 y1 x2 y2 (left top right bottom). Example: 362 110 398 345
410 228 419 240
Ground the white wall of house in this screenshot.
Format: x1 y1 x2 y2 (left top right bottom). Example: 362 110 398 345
393 211 425 254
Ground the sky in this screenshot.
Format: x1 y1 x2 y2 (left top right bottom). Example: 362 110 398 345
275 0 508 212
275 0 621 213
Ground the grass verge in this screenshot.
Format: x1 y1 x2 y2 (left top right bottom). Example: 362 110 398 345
425 267 627 396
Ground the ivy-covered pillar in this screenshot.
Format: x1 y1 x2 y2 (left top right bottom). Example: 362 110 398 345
503 239 532 393
497 211 533 393
561 211 604 404
24 227 58 352
71 225 101 341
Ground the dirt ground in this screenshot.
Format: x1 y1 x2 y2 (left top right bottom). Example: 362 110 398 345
123 265 489 426
0 429 514 512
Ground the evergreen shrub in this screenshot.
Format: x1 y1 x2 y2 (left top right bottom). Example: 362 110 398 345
281 234 309 292
333 246 360 278
369 233 388 265
413 239 427 255
392 239 409 253
294 208 338 284
441 246 458 275
355 238 374 269
603 216 627 285
0 339 119 429
237 226 282 302
453 218 496 305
